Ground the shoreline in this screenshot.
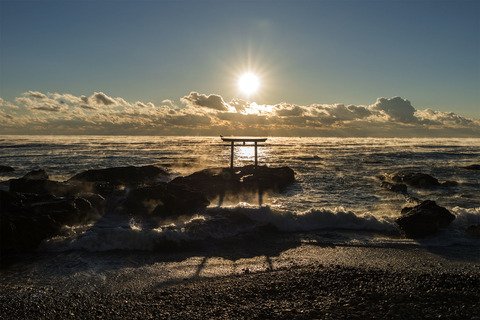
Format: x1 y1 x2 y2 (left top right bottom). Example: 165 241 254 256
1 242 479 319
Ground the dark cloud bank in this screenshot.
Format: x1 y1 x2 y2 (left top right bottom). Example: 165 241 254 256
1 91 479 137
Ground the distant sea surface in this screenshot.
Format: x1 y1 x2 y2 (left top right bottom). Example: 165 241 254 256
1 135 479 252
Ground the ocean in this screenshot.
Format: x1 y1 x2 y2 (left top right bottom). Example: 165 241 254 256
1 135 479 254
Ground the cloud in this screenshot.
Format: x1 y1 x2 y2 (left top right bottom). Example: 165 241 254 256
370 97 416 123
25 91 48 99
0 91 479 137
91 92 116 106
181 92 228 111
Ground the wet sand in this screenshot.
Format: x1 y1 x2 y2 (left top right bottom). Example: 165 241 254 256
1 239 479 319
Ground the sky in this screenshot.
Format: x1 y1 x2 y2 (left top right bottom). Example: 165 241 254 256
0 0 479 136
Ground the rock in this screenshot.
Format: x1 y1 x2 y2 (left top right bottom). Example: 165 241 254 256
463 164 480 170
9 179 81 196
170 165 295 200
124 183 209 219
0 165 14 173
466 224 480 238
441 180 458 187
380 182 407 193
68 165 168 187
396 200 455 238
22 169 49 180
389 172 440 188
78 193 106 214
0 190 99 253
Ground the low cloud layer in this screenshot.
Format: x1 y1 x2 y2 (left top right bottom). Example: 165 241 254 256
1 91 479 137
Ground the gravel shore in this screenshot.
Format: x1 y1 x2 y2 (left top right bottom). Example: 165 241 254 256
1 242 479 319
1 263 479 319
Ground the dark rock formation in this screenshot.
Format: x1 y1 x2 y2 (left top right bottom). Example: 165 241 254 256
124 183 209 219
389 171 440 188
0 190 99 253
0 165 14 173
463 164 480 170
380 181 407 193
396 200 455 238
466 224 480 238
9 178 81 196
68 165 168 186
169 165 295 200
22 169 49 180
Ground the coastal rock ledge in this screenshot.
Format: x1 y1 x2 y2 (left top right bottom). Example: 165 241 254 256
170 165 295 200
396 200 455 238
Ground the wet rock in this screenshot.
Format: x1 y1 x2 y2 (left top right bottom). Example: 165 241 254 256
466 224 480 238
0 165 14 173
170 165 295 200
396 200 455 238
78 193 106 214
0 190 99 253
22 169 49 180
388 171 440 188
380 182 407 193
124 183 209 218
68 165 168 187
463 164 480 170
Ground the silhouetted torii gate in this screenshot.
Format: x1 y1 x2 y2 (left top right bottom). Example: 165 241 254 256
221 136 267 170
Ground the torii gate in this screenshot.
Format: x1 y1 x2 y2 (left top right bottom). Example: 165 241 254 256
221 136 268 170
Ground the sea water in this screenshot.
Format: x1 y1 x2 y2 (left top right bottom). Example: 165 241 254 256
1 136 479 253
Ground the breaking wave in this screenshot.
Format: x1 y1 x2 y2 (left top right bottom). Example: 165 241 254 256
40 206 397 252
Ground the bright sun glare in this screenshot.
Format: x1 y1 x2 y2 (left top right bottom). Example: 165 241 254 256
238 72 260 95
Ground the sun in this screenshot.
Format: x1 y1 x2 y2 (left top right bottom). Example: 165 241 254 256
238 72 260 95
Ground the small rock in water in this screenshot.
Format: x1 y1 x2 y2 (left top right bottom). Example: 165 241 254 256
388 171 440 188
463 164 480 170
0 165 15 173
380 181 407 193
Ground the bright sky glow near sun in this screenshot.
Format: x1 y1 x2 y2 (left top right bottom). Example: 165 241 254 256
0 0 479 136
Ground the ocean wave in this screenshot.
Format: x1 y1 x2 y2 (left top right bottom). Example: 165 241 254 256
40 206 397 252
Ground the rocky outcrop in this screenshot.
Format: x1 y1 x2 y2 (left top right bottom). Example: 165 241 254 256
68 165 168 186
9 169 81 196
22 169 49 180
0 191 99 253
169 165 295 200
396 200 455 238
123 183 209 219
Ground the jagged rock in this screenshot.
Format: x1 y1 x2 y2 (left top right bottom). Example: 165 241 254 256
466 224 480 238
0 165 14 173
78 193 106 214
22 169 49 180
463 164 480 170
396 200 455 238
0 190 99 253
68 165 168 187
380 181 407 193
388 171 440 188
170 165 295 200
124 183 209 218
